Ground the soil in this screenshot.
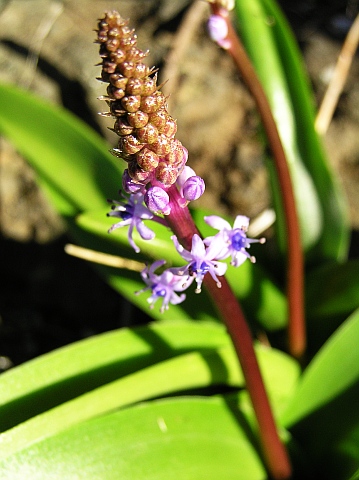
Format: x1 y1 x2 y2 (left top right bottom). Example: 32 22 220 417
0 0 358 368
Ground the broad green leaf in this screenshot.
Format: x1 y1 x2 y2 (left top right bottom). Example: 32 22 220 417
234 0 349 261
0 346 240 459
0 83 122 216
0 396 266 480
0 322 229 432
281 308 359 427
0 323 299 462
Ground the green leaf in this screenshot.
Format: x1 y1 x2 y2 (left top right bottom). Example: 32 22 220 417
0 322 229 432
281 308 359 427
0 397 266 480
0 321 299 462
234 0 349 261
280 309 359 478
0 83 123 216
306 260 359 319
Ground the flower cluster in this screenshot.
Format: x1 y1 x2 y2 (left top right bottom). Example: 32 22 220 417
98 11 265 312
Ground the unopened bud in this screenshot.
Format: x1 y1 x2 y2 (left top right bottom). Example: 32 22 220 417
182 175 205 202
144 186 171 215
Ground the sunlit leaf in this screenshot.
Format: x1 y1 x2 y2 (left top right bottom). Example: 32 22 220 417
0 397 267 480
0 322 229 432
0 83 122 216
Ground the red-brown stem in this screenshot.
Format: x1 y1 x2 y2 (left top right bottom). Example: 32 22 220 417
166 185 292 479
210 5 305 359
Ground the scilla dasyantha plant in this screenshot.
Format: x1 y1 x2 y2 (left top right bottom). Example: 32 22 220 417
0 1 359 479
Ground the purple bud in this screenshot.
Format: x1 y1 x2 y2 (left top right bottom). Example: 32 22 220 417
122 169 146 194
182 176 205 202
207 15 231 49
144 186 171 215
176 166 196 189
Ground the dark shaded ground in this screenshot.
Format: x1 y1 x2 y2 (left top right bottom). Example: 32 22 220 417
0 0 358 369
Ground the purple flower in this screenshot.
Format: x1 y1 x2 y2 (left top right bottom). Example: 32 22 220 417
108 193 155 253
204 215 265 267
171 234 227 293
137 260 193 312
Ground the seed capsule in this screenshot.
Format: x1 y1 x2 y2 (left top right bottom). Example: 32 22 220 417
136 148 159 171
125 78 143 95
132 63 149 79
106 37 120 51
142 76 157 96
149 134 172 156
127 111 149 128
161 118 177 137
165 140 186 166
108 27 121 37
121 95 141 113
155 162 178 186
114 118 133 136
118 61 136 77
109 49 126 64
107 85 125 100
119 35 137 49
102 60 117 74
109 73 128 89
148 109 168 130
126 47 147 62
120 135 143 155
136 124 159 144
141 92 164 113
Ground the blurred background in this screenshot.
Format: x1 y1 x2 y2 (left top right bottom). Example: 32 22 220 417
0 0 358 367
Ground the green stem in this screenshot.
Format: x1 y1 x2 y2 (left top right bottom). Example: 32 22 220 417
166 185 292 480
210 5 305 360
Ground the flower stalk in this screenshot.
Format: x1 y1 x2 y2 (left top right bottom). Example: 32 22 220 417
167 202 292 480
208 3 305 360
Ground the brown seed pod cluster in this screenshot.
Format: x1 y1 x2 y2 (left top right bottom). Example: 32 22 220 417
96 11 187 186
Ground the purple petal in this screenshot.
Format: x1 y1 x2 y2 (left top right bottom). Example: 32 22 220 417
233 215 250 230
136 220 155 241
212 261 228 276
231 252 248 267
127 223 140 253
205 233 228 260
204 215 231 231
171 236 193 262
191 234 206 258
